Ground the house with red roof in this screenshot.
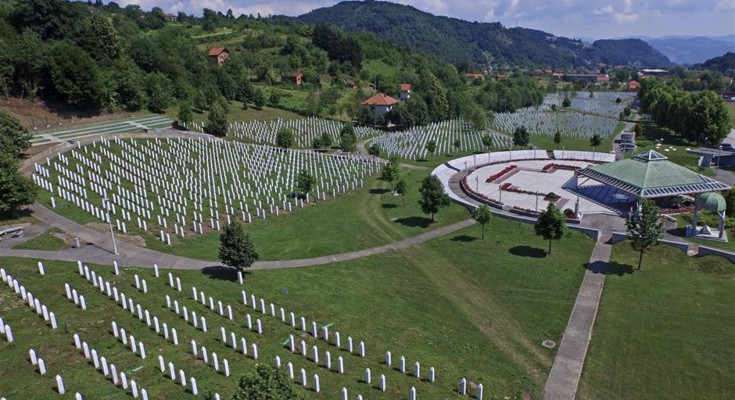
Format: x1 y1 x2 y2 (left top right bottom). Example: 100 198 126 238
283 71 303 85
362 93 399 115
208 47 230 66
627 80 640 92
399 83 411 101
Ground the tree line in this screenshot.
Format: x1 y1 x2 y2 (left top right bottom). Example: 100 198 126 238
638 78 732 145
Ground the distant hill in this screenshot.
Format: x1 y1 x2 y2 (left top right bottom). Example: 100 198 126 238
698 52 735 72
645 36 735 65
296 0 671 68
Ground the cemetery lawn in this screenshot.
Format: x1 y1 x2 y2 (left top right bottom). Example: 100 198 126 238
168 102 303 126
11 228 66 251
578 244 735 399
143 169 470 261
37 168 471 261
0 217 593 399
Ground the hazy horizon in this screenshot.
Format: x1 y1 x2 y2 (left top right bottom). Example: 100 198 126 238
116 0 735 40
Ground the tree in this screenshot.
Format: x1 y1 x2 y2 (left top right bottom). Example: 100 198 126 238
481 134 493 150
311 137 321 150
634 123 643 136
230 364 302 400
626 199 664 270
177 101 193 129
46 42 102 109
339 122 357 152
534 202 567 255
589 133 602 153
513 126 530 148
206 98 228 137
275 127 294 150
0 153 36 218
368 143 380 157
418 175 450 222
380 158 400 191
562 97 571 107
219 222 259 270
425 140 437 158
453 138 461 154
296 169 315 197
0 109 31 158
252 88 266 109
320 131 332 150
472 204 492 240
553 130 562 149
394 178 407 206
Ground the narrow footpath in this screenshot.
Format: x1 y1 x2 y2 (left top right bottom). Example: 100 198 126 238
544 238 610 400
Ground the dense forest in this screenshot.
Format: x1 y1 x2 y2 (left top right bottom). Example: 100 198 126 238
0 0 550 132
296 0 672 68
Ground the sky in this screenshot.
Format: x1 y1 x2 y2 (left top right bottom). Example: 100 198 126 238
119 0 735 39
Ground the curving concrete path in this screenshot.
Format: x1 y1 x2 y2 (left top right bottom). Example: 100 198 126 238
1 202 477 270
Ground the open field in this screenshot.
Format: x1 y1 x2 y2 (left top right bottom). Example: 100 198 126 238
0 218 593 399
579 244 735 399
631 121 715 175
726 102 735 126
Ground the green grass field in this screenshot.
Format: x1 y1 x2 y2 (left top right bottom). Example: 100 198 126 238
11 228 66 251
0 217 593 399
630 121 716 175
579 244 735 399
725 102 735 126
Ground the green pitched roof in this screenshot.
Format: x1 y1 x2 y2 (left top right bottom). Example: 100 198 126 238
578 150 730 198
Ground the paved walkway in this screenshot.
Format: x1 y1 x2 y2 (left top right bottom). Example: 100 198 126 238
544 239 611 400
1 202 477 270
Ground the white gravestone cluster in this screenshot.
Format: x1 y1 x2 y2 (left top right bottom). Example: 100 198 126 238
1 268 58 331
367 119 512 160
33 137 378 246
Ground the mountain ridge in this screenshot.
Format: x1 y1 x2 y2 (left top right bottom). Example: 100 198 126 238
295 0 672 68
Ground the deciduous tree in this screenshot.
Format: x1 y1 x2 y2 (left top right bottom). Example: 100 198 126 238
472 204 492 239
230 364 302 400
219 222 259 270
626 199 664 270
418 175 450 222
534 202 567 254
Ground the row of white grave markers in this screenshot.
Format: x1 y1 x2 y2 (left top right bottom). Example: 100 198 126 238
458 377 484 399
286 335 347 374
210 116 380 148
240 288 367 359
110 322 147 359
76 261 178 345
72 333 148 399
166 296 205 337
1 268 58 330
33 137 378 245
64 283 87 310
385 351 436 382
190 285 235 321
0 316 13 343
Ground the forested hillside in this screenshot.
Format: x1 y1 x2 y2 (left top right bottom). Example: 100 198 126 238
297 1 672 68
0 0 550 132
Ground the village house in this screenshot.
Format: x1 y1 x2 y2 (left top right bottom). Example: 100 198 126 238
627 80 640 92
362 93 399 116
464 72 485 81
208 47 230 66
282 71 303 85
399 83 411 101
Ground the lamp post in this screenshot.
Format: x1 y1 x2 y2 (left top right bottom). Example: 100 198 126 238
102 198 118 256
498 183 503 204
475 175 479 192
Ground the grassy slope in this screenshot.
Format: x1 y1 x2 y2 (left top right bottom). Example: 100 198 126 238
0 218 592 399
579 244 735 399
725 102 735 126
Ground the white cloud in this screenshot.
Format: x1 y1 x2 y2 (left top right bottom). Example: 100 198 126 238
716 0 735 10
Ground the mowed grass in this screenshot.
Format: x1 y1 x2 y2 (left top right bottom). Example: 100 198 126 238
726 102 735 126
0 217 592 399
37 166 470 262
12 228 67 251
167 101 304 127
579 244 735 400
